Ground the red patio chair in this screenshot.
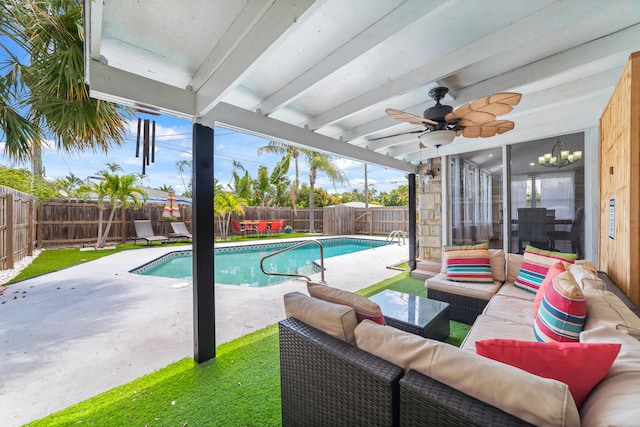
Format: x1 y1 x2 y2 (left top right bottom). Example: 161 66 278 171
256 219 269 237
271 219 284 235
232 219 251 236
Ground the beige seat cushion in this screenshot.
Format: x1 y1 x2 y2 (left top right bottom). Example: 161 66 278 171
283 292 358 344
583 289 640 338
496 282 536 301
460 314 536 353
355 320 579 427
579 327 640 427
482 294 536 326
427 272 501 300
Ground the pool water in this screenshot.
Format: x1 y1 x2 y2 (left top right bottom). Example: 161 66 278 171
132 238 392 287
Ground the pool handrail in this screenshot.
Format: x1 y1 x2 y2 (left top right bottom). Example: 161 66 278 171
260 239 325 283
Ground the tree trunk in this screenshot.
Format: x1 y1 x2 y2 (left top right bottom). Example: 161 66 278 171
96 207 104 248
309 169 316 233
98 206 118 248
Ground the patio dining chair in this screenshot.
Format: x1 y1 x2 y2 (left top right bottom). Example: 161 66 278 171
133 220 169 245
170 222 192 242
256 219 269 237
516 208 549 253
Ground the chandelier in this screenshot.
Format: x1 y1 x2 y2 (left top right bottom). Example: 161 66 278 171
538 138 582 168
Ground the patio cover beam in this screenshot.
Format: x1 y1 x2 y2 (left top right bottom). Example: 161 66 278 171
206 102 416 174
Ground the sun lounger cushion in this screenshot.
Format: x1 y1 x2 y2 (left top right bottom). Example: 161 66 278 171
476 338 620 408
284 291 358 344
514 246 578 293
533 272 586 342
443 243 493 284
354 320 580 427
307 282 385 324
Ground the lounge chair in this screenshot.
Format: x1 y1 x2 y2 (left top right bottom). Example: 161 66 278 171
170 222 192 242
133 220 169 245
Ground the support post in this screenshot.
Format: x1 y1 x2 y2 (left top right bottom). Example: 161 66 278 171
408 173 417 271
192 123 215 363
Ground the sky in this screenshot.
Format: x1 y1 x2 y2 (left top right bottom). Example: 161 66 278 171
0 113 408 197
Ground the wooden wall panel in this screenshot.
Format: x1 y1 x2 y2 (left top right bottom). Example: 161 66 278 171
599 52 640 305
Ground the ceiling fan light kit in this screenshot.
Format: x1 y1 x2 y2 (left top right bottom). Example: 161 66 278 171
538 138 582 168
382 87 522 150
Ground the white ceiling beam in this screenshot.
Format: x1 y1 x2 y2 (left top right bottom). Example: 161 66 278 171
189 0 275 92
344 36 632 144
452 23 640 106
256 0 445 115
305 0 614 131
204 102 416 173
88 61 195 119
194 0 316 117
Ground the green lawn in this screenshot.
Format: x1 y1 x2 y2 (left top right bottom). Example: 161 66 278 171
19 243 469 426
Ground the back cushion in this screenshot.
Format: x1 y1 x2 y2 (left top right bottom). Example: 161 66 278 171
534 272 586 342
307 282 385 324
443 243 493 284
354 320 580 426
568 264 605 290
515 246 578 293
284 292 358 343
489 249 506 282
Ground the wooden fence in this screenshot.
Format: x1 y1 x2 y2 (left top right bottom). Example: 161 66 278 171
38 199 192 247
324 205 408 235
0 185 36 269
11 199 407 250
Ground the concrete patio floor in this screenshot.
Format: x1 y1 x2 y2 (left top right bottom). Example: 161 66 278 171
0 237 408 426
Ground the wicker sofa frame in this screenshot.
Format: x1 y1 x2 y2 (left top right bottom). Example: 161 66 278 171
424 289 488 325
279 317 533 426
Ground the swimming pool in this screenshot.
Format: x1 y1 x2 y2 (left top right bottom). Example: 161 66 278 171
131 237 393 287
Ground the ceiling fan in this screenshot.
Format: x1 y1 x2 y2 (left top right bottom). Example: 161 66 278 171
377 87 522 148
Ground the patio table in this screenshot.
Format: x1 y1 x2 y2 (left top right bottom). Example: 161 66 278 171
370 290 450 341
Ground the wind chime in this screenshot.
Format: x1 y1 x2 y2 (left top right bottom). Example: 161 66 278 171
135 110 159 174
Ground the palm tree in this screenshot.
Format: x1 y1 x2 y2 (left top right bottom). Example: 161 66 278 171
258 141 346 232
258 141 300 213
175 160 192 196
0 0 131 162
306 152 347 232
214 192 246 240
91 172 147 248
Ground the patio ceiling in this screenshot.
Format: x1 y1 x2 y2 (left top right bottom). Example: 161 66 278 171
85 0 640 174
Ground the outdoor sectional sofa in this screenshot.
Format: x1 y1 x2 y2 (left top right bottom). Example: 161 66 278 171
279 250 640 426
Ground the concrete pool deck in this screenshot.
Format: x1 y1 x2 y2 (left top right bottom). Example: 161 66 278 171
0 236 408 426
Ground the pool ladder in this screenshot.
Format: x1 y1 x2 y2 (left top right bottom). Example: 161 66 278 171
387 230 406 245
260 239 326 283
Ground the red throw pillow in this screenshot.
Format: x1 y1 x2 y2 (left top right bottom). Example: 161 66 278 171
533 262 566 314
476 339 621 408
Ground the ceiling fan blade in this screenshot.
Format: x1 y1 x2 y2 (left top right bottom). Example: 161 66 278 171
386 108 438 125
461 120 515 138
368 129 424 141
444 92 522 124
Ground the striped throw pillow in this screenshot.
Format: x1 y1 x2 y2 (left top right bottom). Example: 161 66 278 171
534 271 586 342
443 243 493 284
514 246 578 293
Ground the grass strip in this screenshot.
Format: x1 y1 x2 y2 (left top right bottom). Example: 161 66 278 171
25 256 469 425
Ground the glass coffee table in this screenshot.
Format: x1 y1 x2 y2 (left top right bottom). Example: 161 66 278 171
370 290 450 341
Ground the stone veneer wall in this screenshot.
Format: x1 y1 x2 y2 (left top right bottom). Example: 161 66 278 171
418 157 442 262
